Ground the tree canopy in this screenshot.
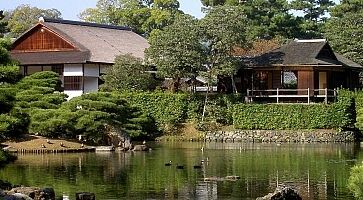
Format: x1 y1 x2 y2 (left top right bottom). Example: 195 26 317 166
80 0 182 35
101 54 156 92
0 43 28 138
146 14 204 91
4 4 62 38
330 0 363 18
200 6 248 77
30 92 150 142
325 9 363 65
0 10 7 37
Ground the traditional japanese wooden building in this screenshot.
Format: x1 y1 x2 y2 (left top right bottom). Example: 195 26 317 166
10 18 149 99
219 39 363 103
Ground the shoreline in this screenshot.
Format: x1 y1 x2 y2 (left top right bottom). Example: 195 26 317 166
2 129 360 154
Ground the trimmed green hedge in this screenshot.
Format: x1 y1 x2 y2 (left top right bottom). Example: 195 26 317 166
117 92 242 130
115 92 355 131
118 92 189 126
231 95 354 130
346 90 363 131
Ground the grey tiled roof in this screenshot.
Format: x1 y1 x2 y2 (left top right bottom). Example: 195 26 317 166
241 39 362 69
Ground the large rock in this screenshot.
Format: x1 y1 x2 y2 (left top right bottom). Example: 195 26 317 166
0 180 12 190
4 193 33 200
40 188 55 200
256 185 302 200
7 187 55 200
132 145 149 151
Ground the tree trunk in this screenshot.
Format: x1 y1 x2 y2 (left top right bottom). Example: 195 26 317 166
202 71 212 121
231 75 238 93
171 77 180 93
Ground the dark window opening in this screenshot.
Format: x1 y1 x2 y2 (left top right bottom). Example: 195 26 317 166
64 76 82 90
52 65 64 75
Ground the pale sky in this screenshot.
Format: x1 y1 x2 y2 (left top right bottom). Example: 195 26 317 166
0 0 205 20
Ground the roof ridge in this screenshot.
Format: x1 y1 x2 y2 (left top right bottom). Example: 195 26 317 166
42 18 132 31
294 39 327 43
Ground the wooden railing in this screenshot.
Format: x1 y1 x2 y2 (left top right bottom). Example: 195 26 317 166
246 88 337 104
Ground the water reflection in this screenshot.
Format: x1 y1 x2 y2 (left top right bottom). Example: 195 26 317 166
0 142 359 200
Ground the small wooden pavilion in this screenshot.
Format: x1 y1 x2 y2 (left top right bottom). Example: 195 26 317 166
218 39 363 103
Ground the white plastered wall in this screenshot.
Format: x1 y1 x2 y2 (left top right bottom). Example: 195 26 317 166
64 64 83 76
84 77 98 93
84 64 99 77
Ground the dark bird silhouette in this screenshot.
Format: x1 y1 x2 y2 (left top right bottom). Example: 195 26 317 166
60 142 64 147
193 164 202 169
176 164 184 169
165 161 172 166
41 144 46 148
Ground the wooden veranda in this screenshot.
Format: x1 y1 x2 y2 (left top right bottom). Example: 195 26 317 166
246 88 337 104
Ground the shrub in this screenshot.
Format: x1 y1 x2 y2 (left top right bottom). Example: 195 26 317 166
0 150 16 165
118 92 189 128
30 92 153 142
348 165 363 200
231 96 353 130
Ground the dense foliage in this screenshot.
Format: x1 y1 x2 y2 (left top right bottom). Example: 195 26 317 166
200 0 333 39
80 0 182 35
146 14 204 92
324 11 363 65
14 71 66 111
101 54 156 92
119 92 189 128
119 92 241 131
341 90 363 131
200 6 248 78
0 88 28 138
0 38 29 139
3 4 62 38
348 164 363 200
146 6 249 92
0 149 16 165
0 10 7 37
30 92 154 142
231 95 354 130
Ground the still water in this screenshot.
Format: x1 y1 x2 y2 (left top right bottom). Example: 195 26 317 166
0 142 361 200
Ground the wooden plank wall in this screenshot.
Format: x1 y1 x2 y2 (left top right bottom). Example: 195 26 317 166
272 71 281 88
297 71 314 95
13 26 75 51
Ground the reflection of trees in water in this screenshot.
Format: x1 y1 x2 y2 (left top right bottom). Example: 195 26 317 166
0 143 358 199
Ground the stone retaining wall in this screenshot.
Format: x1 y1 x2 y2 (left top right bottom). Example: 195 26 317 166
204 130 357 143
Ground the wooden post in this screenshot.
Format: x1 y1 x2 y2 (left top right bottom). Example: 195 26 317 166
307 88 310 104
277 88 279 103
246 89 250 103
325 88 328 104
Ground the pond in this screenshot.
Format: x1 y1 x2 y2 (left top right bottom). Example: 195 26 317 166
0 142 361 200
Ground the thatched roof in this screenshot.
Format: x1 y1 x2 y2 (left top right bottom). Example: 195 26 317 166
11 18 149 65
242 39 362 69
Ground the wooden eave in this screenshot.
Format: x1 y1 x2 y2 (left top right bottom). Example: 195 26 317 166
247 64 345 71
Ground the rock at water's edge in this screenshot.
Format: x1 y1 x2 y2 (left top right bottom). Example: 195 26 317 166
132 145 149 151
7 187 55 200
256 185 302 200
